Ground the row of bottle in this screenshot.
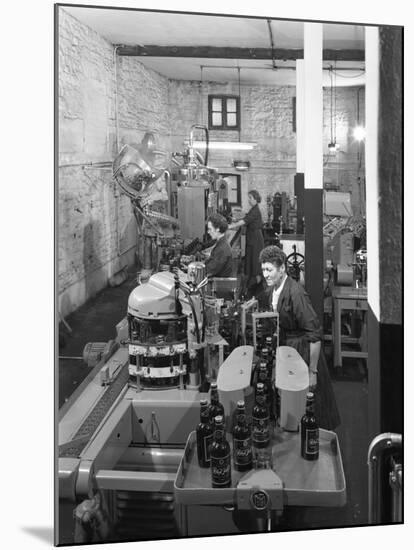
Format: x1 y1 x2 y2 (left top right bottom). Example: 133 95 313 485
196 388 319 488
198 381 272 455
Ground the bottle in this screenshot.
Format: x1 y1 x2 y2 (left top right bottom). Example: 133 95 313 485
265 336 274 375
196 399 214 468
256 363 271 410
261 347 269 363
210 415 232 488
265 336 273 352
252 383 271 448
232 401 253 472
254 448 272 470
208 382 225 424
300 392 319 461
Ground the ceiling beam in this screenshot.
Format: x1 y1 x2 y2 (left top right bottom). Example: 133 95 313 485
116 45 364 61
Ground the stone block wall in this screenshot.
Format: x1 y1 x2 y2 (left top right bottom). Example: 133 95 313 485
168 79 365 220
58 9 137 317
58 8 365 316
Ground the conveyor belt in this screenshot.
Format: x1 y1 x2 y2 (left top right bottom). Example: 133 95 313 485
59 364 129 458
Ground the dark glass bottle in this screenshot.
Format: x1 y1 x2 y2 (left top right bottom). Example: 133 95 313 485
300 392 319 460
256 363 271 409
265 336 273 352
252 383 271 448
210 415 232 488
209 382 225 424
232 401 253 472
261 347 269 363
265 336 274 375
196 399 214 468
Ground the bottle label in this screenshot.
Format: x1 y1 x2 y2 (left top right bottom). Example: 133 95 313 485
204 434 213 462
252 416 270 443
233 437 252 465
305 428 319 454
211 453 231 486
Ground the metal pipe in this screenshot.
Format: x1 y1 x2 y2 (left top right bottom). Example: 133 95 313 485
367 432 402 524
59 161 113 169
199 63 364 72
266 20 277 69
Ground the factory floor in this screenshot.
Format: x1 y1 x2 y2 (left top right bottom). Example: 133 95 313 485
58 266 369 542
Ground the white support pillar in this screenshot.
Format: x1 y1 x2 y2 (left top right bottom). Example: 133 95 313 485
304 23 323 190
302 23 324 323
296 59 305 173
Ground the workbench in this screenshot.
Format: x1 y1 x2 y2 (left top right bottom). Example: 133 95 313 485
332 286 368 369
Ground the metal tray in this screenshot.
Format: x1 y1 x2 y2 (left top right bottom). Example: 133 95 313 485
174 428 346 508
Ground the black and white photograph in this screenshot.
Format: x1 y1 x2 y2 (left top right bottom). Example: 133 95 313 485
53 2 404 546
2 1 408 549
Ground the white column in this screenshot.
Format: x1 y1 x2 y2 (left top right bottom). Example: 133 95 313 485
304 23 323 189
365 26 380 320
296 59 305 173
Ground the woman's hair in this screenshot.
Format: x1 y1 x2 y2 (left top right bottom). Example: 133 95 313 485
248 189 262 204
259 245 287 268
208 212 228 233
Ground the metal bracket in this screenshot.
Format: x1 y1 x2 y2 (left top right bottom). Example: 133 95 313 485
236 468 284 512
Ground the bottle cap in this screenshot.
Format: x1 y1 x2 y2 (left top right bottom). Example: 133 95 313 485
256 382 264 390
306 392 314 399
214 415 223 424
210 382 217 389
200 399 208 406
236 400 245 408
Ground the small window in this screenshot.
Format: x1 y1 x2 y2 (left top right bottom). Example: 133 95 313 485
208 95 240 130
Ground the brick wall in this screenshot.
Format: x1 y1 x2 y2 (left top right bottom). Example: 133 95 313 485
59 8 365 316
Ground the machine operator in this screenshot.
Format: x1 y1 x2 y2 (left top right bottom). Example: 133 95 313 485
228 189 265 297
204 213 233 278
258 245 340 431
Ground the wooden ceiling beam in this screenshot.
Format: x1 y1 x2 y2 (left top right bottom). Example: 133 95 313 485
116 45 364 61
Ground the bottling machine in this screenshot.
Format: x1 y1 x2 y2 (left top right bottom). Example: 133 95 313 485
57 128 346 544
58 264 346 543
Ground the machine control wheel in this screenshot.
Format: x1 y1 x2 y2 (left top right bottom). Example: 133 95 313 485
286 245 305 282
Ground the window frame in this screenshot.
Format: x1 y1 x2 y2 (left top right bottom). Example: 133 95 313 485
218 173 242 207
208 94 240 131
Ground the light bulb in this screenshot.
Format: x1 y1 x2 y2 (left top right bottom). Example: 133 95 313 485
353 125 366 141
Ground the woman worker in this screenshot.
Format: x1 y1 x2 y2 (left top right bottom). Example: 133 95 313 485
258 245 340 430
228 189 264 297
204 213 233 278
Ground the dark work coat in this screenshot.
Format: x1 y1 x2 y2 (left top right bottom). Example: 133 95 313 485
258 276 341 430
244 204 264 287
205 235 233 277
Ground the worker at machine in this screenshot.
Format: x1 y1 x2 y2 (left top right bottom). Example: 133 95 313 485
258 245 340 430
229 189 265 297
204 213 233 278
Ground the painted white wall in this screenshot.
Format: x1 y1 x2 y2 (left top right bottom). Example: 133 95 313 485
365 27 380 321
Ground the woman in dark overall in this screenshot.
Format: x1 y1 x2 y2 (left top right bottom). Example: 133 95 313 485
258 245 340 431
229 189 264 297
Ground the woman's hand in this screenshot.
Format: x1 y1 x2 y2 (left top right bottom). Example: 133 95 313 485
309 371 317 388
